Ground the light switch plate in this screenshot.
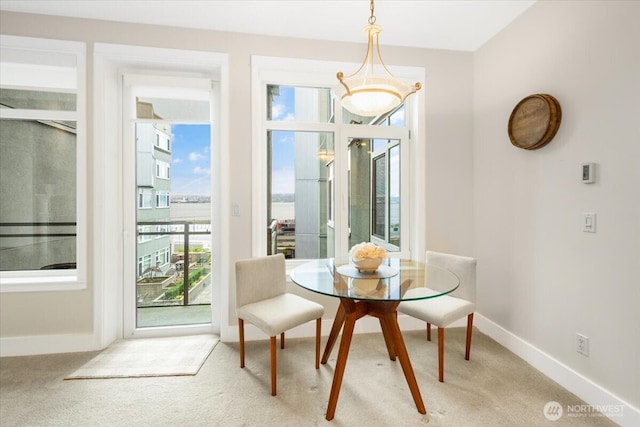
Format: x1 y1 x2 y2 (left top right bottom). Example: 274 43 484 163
583 213 596 233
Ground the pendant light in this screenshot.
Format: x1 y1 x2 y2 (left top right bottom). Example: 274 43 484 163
333 0 421 117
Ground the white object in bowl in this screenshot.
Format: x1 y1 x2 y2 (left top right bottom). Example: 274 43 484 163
351 257 383 272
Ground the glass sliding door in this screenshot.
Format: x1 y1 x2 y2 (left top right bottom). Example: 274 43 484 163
123 75 214 332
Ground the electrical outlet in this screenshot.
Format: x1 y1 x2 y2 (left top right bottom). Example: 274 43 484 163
576 333 589 357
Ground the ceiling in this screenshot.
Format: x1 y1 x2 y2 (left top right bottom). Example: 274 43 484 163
0 0 536 51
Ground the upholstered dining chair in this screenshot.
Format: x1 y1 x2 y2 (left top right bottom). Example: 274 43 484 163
397 251 477 382
235 253 324 396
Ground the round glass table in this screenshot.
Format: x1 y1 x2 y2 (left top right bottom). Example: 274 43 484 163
291 257 460 421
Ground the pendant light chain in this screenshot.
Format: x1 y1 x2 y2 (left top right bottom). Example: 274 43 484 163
369 0 376 25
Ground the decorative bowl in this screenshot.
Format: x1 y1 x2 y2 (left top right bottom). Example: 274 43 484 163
351 257 383 272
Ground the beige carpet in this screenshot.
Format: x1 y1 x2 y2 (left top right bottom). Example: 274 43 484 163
65 334 218 379
1 329 621 426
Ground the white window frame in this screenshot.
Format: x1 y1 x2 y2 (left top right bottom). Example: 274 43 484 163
327 161 335 228
137 225 153 243
0 35 87 292
93 43 229 343
369 139 402 252
251 56 424 263
122 71 220 337
156 190 170 208
156 247 170 267
138 189 153 209
156 160 170 180
155 132 171 152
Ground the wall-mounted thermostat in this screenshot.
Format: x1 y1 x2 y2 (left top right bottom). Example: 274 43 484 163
582 163 595 184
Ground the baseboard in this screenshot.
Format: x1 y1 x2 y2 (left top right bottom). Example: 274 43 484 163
0 333 97 357
475 314 639 427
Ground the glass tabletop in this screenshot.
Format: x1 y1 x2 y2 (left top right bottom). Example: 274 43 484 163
290 258 460 302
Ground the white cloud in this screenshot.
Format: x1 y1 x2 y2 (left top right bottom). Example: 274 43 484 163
189 152 204 162
271 103 286 120
173 158 183 164
193 166 211 175
271 103 296 121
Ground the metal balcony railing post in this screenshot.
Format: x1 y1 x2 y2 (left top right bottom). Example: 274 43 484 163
183 221 190 306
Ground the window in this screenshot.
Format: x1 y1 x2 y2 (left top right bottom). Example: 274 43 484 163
155 248 170 268
253 57 420 261
156 191 170 208
265 84 334 260
138 189 153 208
137 254 152 277
137 225 153 243
156 160 170 179
155 132 171 152
0 36 86 291
370 140 401 250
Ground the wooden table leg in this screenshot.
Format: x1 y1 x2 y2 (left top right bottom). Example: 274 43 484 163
381 309 426 414
325 299 367 421
321 302 346 364
378 317 397 360
323 299 426 420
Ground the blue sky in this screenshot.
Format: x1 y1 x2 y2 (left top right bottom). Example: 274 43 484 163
270 86 296 194
270 131 295 194
168 86 405 196
170 124 211 196
168 87 296 196
170 124 295 196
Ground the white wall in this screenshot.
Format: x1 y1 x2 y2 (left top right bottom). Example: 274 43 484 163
0 12 474 346
2 2 637 424
474 0 639 416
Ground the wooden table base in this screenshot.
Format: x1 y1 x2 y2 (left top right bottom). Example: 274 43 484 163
321 298 426 421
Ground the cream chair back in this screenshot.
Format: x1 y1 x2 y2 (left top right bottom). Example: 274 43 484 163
235 253 287 308
426 251 476 303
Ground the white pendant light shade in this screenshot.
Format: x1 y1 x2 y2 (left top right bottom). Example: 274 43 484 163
333 8 421 117
334 65 419 116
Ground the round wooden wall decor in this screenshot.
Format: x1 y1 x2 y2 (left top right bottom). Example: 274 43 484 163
508 94 562 150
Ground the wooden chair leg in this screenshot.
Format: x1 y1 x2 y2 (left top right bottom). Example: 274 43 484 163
280 332 285 349
426 322 431 341
437 327 444 382
465 313 474 360
238 319 245 368
315 318 322 369
270 336 277 396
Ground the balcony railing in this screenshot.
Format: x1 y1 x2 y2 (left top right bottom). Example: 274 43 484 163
137 220 211 306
